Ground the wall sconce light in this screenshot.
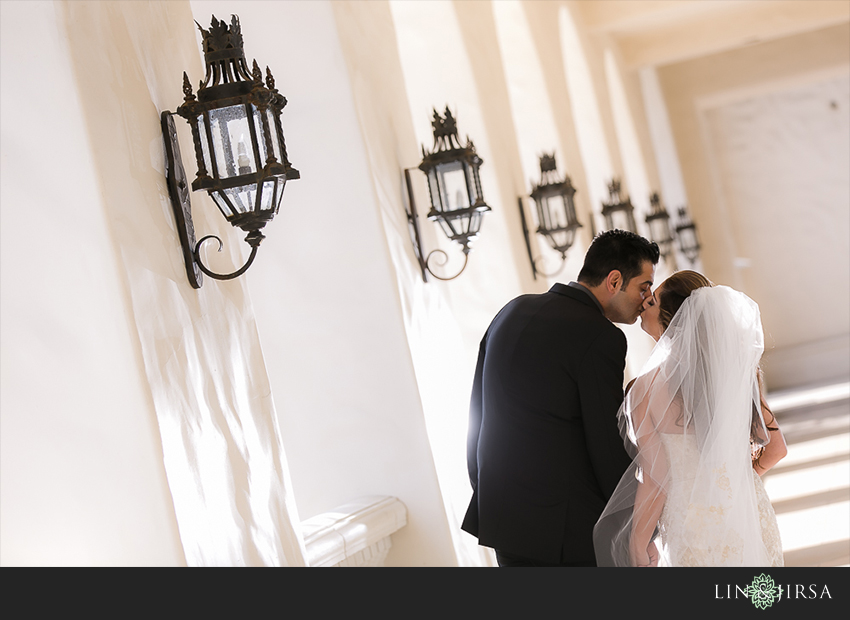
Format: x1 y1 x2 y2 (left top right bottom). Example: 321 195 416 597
601 178 637 233
645 192 676 264
403 107 491 282
161 15 299 288
675 206 701 264
518 153 582 280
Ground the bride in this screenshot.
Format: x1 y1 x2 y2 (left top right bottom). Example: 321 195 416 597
594 270 787 567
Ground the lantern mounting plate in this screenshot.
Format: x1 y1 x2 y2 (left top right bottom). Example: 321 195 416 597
162 111 203 289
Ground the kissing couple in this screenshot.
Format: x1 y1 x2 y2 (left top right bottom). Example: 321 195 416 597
462 229 786 567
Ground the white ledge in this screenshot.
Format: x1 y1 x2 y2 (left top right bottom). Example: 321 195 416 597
300 495 408 567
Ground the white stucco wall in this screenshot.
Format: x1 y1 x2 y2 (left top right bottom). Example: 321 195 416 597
1 0 457 567
0 0 186 566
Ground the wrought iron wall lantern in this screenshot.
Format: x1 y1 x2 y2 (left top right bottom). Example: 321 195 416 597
518 153 582 280
601 178 637 233
161 15 299 288
675 205 701 264
403 107 491 282
645 192 675 263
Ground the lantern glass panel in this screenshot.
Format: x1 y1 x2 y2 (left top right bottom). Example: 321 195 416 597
265 108 282 163
609 209 631 231
546 196 567 229
273 178 286 214
565 195 577 222
548 227 576 252
436 214 460 241
535 203 547 230
467 210 483 236
223 184 258 214
438 162 470 213
651 217 673 248
210 190 233 218
464 162 479 205
259 179 275 212
197 115 214 175
209 104 257 179
533 196 549 231
251 107 269 166
679 227 698 254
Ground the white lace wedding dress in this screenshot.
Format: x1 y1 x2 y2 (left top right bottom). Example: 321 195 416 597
594 286 785 568
657 433 784 567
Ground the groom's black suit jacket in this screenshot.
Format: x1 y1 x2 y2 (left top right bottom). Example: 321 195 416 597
461 283 633 565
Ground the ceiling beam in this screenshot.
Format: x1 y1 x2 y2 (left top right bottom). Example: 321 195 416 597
576 0 747 34
576 0 850 68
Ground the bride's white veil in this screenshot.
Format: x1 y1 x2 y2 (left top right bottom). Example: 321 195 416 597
594 285 772 566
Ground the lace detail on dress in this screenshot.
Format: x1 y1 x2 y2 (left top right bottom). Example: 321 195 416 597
657 434 783 567
753 469 784 566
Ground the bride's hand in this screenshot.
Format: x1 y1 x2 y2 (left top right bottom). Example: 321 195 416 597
646 541 659 567
631 541 659 567
630 544 648 567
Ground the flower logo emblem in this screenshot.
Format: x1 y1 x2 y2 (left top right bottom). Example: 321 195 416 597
750 573 779 609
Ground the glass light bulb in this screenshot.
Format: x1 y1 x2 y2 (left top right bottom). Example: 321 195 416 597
237 136 251 175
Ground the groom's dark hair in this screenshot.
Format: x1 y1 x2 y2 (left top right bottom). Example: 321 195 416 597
577 229 659 288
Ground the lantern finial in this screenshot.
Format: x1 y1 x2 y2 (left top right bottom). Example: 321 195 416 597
431 107 461 151
198 15 244 57
608 178 622 201
181 72 195 102
539 153 559 186
194 15 253 95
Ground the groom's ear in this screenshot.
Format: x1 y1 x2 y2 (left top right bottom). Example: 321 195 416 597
606 270 623 294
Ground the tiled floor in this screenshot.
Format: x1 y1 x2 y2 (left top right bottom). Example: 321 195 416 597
763 382 850 567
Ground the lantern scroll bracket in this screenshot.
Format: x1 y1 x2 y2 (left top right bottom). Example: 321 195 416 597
162 111 266 286
193 233 261 280
518 197 568 281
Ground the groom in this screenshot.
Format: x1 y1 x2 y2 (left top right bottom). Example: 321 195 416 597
462 230 659 566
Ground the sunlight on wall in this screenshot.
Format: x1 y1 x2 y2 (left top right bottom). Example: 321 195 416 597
389 1 487 175
638 66 694 273
493 0 585 283
388 0 498 567
638 67 689 215
604 49 651 228
493 0 559 186
558 5 613 230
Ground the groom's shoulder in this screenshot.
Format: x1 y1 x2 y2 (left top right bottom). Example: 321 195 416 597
547 283 605 317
